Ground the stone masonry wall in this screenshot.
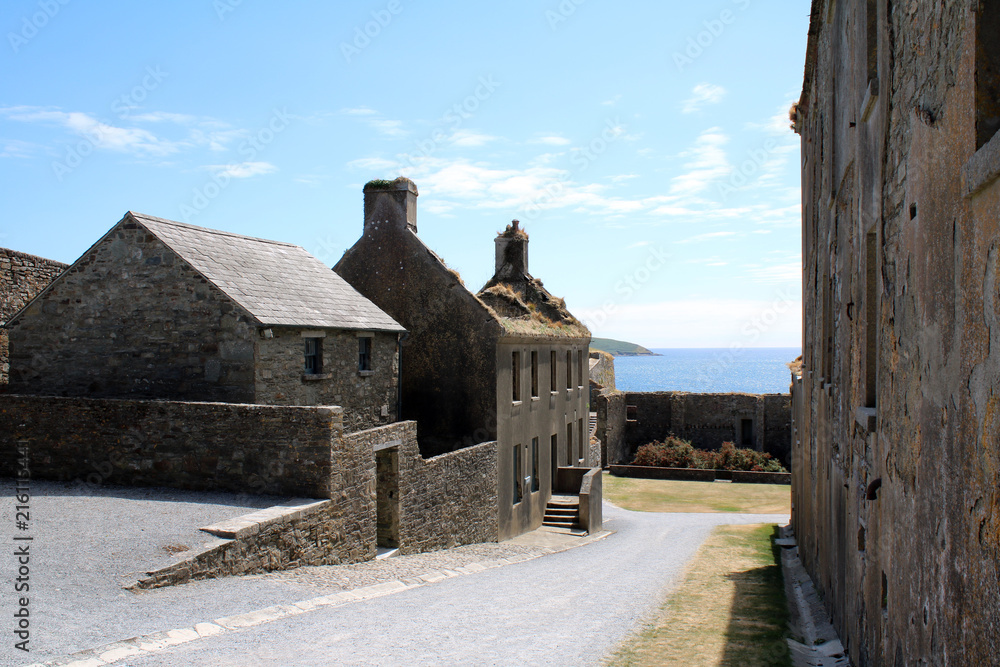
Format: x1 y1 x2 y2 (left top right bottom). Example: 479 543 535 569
345 422 500 554
622 391 792 466
0 395 342 497
6 223 258 402
255 328 399 433
0 247 67 385
596 390 626 466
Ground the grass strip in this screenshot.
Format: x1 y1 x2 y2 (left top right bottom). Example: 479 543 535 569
604 476 791 514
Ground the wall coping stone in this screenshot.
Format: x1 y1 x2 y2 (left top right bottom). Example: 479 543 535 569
201 499 330 539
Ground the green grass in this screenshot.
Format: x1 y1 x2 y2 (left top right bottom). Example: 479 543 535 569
607 524 792 667
604 475 791 515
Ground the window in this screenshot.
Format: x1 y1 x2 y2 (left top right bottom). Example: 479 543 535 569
741 419 753 447
304 338 323 374
566 423 573 466
512 351 521 402
530 351 539 398
977 1 1000 149
577 350 584 387
566 350 573 389
531 437 539 492
550 434 558 485
865 0 878 85
513 443 522 504
864 232 879 407
578 418 585 464
358 336 372 372
550 351 557 392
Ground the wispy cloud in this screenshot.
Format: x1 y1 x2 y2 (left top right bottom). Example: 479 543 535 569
449 129 498 147
669 128 731 195
531 135 571 146
1 107 178 156
340 106 378 116
205 161 277 178
677 231 738 244
682 83 726 114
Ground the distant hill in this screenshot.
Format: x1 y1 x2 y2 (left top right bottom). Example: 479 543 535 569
590 337 658 357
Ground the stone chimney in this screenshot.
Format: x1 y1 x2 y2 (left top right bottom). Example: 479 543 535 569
494 220 529 280
363 177 418 233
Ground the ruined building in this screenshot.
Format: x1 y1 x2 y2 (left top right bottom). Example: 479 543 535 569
336 178 595 539
792 1 1000 663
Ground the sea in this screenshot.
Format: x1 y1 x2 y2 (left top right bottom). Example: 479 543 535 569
612 347 801 395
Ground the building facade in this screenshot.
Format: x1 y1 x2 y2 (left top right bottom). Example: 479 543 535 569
793 1 1000 664
336 178 593 540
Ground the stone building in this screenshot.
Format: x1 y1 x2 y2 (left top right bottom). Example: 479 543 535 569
792 1 1000 663
0 247 68 385
6 212 404 433
336 178 595 540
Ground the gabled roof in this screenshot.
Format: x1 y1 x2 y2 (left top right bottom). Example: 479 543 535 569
129 213 404 331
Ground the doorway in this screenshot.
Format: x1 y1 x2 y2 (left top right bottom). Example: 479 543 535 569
376 448 399 548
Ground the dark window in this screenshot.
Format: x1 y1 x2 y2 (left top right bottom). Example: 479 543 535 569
741 419 753 447
577 350 584 387
358 337 372 371
865 232 878 407
531 437 539 492
578 418 585 464
866 0 878 84
304 338 322 374
550 351 557 392
566 423 573 466
977 1 1000 149
512 351 521 402
530 351 539 398
550 434 558 486
513 444 522 504
566 350 573 389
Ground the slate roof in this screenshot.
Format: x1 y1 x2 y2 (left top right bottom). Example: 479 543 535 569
129 212 404 332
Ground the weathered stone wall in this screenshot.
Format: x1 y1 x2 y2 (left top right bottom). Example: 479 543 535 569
596 390 627 466
588 350 616 392
6 224 258 403
0 247 67 385
344 422 500 553
621 391 792 466
0 395 342 497
793 2 1000 664
255 327 399 432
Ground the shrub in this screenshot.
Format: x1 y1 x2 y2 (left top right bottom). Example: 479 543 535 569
632 436 787 473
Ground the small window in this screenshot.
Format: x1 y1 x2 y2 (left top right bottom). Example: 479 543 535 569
531 437 539 492
565 350 573 389
512 351 521 402
358 336 372 372
566 423 573 466
550 350 557 392
577 350 584 387
578 418 585 464
513 443 522 504
304 338 323 374
741 419 753 447
530 351 539 398
977 1 1000 149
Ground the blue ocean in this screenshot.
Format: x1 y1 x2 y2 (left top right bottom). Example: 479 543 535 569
612 347 801 395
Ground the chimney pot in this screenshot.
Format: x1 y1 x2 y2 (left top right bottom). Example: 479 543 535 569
363 177 418 234
494 219 529 279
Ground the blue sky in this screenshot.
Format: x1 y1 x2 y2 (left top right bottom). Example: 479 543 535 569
1 1 809 348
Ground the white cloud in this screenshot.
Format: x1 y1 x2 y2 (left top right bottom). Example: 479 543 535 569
602 95 622 106
677 231 738 244
206 161 277 178
347 156 399 171
682 83 726 114
747 262 801 284
669 128 731 195
369 119 406 137
449 129 499 147
531 135 571 146
340 106 378 116
611 173 639 183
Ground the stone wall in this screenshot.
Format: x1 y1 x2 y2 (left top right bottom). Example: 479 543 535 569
792 2 1000 663
0 395 344 497
344 422 500 553
596 390 626 466
0 247 67 385
621 391 792 466
6 224 258 403
255 327 399 432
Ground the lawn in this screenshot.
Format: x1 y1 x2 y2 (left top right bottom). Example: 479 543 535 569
607 523 792 667
604 475 791 514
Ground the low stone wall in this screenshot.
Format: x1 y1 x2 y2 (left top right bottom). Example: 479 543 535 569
346 422 500 554
0 395 343 497
610 464 791 485
0 247 68 385
135 498 375 588
579 468 602 533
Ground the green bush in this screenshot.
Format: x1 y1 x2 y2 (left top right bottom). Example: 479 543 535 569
632 436 787 473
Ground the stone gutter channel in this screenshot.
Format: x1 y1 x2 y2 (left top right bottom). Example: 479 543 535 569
26 505 612 667
778 525 852 667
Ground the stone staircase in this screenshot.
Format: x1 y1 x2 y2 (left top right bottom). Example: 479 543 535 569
588 411 598 438
542 494 587 535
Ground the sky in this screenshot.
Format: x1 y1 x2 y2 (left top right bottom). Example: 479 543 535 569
0 1 809 349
